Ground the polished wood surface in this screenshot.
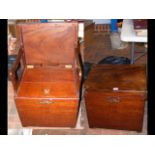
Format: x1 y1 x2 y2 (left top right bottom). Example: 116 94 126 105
10 22 82 127
85 91 145 131
85 64 146 92
21 22 78 65
85 64 147 131
16 99 78 127
22 67 75 82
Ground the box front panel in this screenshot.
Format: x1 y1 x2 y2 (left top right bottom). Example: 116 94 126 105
15 98 79 127
85 91 145 131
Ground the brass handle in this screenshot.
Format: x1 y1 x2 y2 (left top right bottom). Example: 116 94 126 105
107 96 120 104
39 100 53 104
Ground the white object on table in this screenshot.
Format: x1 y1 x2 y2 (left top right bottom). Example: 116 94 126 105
121 19 147 64
121 19 147 42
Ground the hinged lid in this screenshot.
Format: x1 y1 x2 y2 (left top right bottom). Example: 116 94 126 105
85 64 147 92
20 22 78 65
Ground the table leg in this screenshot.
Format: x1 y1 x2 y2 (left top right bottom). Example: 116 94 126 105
130 42 135 64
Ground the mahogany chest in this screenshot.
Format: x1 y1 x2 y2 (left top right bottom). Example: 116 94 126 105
84 64 147 131
10 22 82 127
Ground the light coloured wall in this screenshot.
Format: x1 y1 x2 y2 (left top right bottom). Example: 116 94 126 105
93 19 110 24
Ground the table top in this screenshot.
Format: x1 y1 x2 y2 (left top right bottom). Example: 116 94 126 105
121 19 147 43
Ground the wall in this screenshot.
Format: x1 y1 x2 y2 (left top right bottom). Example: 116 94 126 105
93 19 111 24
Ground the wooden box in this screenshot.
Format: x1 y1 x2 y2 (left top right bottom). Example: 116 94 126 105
84 64 147 131
9 22 82 127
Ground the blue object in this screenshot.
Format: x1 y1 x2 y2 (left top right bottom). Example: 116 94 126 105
110 19 118 32
40 19 48 23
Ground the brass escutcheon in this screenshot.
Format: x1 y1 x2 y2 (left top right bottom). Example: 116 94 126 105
43 88 50 95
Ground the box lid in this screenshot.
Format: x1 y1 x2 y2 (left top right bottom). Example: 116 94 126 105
85 64 147 92
20 22 78 65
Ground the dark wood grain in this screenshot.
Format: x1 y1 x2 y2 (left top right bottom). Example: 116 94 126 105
21 22 78 65
85 64 146 92
84 64 147 131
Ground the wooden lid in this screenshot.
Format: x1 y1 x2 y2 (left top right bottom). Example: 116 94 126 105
85 64 147 92
20 22 78 65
